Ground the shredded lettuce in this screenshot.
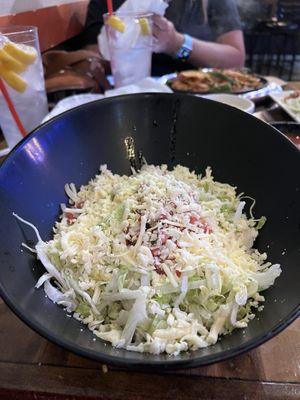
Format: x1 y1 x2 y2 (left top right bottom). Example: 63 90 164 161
13 164 281 356
256 216 267 230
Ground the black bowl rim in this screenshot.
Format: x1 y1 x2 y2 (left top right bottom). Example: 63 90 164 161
271 121 300 132
0 93 299 369
270 122 300 147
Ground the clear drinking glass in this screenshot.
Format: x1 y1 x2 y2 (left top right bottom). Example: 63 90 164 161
0 26 48 156
103 13 153 88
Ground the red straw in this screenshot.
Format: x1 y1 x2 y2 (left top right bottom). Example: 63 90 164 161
107 0 113 15
0 78 27 138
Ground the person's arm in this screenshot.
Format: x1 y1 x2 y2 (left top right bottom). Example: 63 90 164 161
153 15 245 68
190 30 245 68
83 44 100 52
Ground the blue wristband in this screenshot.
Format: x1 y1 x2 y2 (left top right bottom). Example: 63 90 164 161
176 34 193 61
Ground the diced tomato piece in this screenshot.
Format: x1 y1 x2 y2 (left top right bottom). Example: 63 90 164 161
201 221 212 234
161 233 169 245
189 215 198 225
203 224 212 234
198 217 212 234
155 265 165 275
175 270 181 278
151 247 160 257
66 212 76 225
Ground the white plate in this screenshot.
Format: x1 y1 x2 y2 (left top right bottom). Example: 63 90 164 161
43 78 172 123
203 94 255 114
158 73 282 101
270 91 300 123
42 94 105 123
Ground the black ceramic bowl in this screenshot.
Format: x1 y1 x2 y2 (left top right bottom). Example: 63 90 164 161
0 94 299 369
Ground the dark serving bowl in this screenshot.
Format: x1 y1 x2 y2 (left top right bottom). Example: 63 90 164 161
0 94 299 369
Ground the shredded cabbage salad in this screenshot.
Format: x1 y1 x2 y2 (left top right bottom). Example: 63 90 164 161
14 164 281 356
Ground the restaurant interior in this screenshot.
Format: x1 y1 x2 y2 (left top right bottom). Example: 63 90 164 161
0 1 299 399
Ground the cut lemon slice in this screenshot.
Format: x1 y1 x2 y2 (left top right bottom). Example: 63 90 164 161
139 18 151 36
0 48 27 73
106 15 125 33
4 42 37 65
0 63 27 92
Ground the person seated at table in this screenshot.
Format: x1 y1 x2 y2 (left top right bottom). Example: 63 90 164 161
77 0 245 75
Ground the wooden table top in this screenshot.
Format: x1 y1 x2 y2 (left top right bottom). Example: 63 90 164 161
0 81 299 400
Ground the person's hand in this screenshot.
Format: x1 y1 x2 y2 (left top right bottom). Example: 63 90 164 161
152 14 184 55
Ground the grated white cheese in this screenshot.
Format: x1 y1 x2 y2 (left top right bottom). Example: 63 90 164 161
14 164 281 356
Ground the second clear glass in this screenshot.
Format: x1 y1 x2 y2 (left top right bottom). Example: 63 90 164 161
0 26 48 155
103 13 153 88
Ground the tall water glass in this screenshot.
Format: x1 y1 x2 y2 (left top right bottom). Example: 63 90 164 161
103 13 153 88
0 26 48 156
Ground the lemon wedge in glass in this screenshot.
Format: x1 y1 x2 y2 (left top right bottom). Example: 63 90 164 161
0 48 27 73
0 42 38 92
4 42 37 65
0 63 27 92
139 18 151 36
106 15 125 33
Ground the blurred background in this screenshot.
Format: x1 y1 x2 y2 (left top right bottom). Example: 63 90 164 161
1 0 299 80
0 0 299 157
